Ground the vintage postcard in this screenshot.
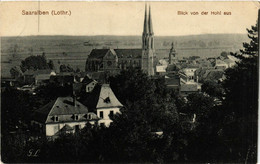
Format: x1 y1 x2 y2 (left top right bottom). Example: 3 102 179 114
0 1 259 163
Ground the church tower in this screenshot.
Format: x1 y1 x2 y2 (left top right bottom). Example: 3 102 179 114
169 42 177 64
142 5 155 76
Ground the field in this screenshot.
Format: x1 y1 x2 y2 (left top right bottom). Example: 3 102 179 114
1 34 248 77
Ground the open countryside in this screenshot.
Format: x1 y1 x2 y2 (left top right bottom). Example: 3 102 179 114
1 34 248 77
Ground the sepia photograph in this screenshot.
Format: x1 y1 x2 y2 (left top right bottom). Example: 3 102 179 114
0 1 259 163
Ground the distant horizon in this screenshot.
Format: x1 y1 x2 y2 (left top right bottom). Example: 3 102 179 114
1 33 248 38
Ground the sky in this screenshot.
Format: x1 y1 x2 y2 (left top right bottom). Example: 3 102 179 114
0 1 259 36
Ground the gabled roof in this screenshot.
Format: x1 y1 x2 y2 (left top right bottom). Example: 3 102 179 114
34 97 89 123
88 49 110 59
49 97 88 115
96 84 123 109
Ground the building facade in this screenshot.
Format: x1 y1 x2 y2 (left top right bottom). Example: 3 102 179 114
85 5 156 76
96 84 123 127
32 97 98 138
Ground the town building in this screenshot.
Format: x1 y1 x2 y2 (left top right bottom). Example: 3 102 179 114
32 96 98 139
82 84 124 127
96 84 124 127
81 76 98 93
85 5 156 76
23 69 56 85
168 42 178 64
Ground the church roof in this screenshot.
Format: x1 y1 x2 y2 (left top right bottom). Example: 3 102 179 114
114 49 142 58
88 49 142 60
88 49 110 59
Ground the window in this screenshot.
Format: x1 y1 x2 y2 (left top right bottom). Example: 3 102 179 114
75 115 79 120
88 114 92 120
104 97 111 103
110 111 114 118
100 111 104 119
54 116 59 122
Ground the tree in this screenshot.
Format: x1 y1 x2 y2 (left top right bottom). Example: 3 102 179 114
10 66 23 78
106 68 182 162
201 80 224 99
48 60 54 70
221 23 258 162
20 53 49 72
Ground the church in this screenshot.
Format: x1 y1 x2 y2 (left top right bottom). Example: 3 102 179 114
85 5 156 76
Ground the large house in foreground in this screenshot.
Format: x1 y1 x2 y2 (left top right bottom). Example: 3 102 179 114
32 97 98 138
85 5 156 76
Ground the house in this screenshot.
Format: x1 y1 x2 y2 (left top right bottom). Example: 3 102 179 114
179 67 198 85
32 96 98 139
23 69 56 85
82 76 98 93
214 59 229 69
156 65 167 76
164 74 180 90
50 73 74 86
96 84 123 127
180 83 201 97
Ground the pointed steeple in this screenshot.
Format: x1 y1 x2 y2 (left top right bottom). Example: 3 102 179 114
171 42 175 51
148 5 154 35
143 4 149 35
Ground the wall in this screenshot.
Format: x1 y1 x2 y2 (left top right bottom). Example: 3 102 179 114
97 107 120 127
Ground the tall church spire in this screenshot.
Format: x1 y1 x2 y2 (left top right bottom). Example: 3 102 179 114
148 5 153 35
142 4 155 76
143 4 149 35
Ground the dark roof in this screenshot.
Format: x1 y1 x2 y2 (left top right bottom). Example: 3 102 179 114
33 100 56 123
165 77 180 86
34 97 89 123
88 49 110 59
81 85 102 112
114 49 142 58
82 76 94 85
88 49 142 60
